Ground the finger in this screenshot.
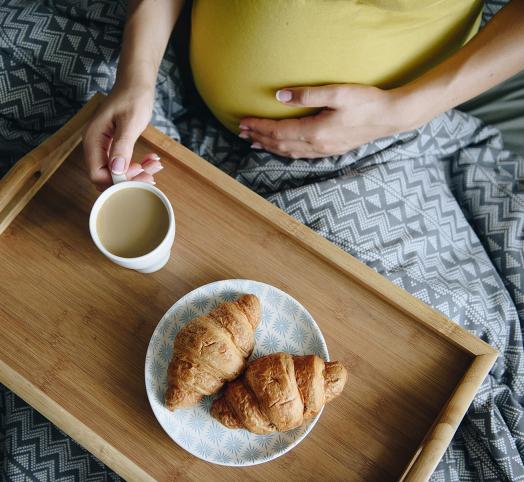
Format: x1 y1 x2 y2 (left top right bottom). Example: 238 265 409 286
141 158 164 175
141 152 161 163
254 142 326 160
275 84 345 108
104 135 114 164
250 130 346 158
239 116 318 142
126 162 145 180
107 118 144 176
129 171 155 184
101 131 113 152
248 132 314 158
83 120 114 186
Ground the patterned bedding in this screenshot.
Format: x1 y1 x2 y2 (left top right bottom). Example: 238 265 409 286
1 1 523 481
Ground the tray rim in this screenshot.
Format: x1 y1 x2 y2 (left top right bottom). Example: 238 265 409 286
0 94 101 235
0 93 498 482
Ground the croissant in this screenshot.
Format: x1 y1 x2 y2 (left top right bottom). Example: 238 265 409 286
211 352 348 434
165 294 260 410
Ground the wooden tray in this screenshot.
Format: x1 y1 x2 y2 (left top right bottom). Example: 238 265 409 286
0 94 498 481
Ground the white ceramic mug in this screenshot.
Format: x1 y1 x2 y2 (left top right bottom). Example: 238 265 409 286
89 181 175 273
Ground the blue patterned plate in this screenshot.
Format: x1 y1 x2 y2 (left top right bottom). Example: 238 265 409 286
145 279 329 466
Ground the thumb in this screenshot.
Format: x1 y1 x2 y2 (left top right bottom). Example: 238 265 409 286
275 85 344 108
107 119 143 175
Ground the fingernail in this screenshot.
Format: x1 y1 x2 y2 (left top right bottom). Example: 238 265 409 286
141 158 153 167
238 131 250 139
251 142 262 149
125 167 144 180
239 124 250 130
276 90 292 103
111 156 126 174
151 154 160 161
151 181 156 185
148 164 164 175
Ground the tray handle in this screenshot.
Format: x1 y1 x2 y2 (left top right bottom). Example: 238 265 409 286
0 156 41 213
400 353 497 482
0 93 105 235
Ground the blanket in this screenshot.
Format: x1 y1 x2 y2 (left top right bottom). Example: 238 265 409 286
1 1 523 481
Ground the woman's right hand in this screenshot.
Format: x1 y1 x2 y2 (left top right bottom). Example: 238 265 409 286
83 84 163 191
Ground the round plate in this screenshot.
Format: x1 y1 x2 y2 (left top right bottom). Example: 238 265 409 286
145 279 329 466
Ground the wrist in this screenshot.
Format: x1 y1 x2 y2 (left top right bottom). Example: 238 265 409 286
114 57 159 92
112 79 155 101
390 83 437 131
109 80 156 112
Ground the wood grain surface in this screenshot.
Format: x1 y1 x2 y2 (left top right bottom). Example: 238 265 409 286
0 96 497 482
0 95 101 235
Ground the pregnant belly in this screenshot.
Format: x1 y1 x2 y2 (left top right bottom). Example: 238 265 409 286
190 0 481 133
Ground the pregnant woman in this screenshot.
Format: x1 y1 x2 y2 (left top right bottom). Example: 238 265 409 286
78 2 524 481
1 1 524 481
83 1 523 185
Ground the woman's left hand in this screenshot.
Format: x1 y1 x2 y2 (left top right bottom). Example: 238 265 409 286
239 84 420 159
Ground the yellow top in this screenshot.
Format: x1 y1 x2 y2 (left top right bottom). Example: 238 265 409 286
190 0 483 133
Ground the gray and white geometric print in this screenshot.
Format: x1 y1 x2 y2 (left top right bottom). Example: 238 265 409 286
0 385 122 482
0 0 125 174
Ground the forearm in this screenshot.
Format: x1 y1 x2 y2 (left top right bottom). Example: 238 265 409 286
399 0 524 128
115 0 185 91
